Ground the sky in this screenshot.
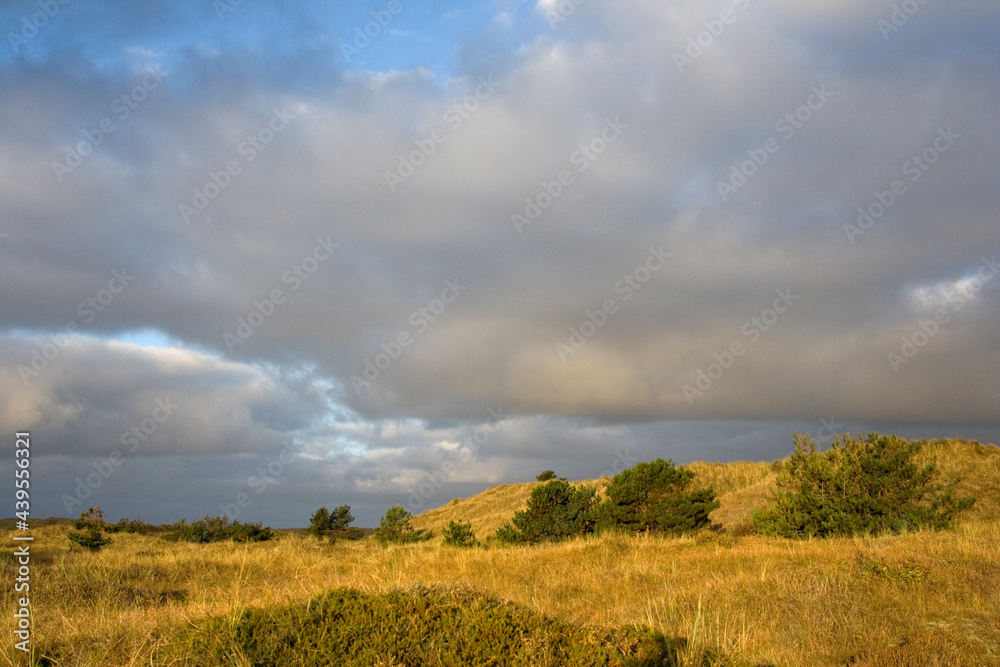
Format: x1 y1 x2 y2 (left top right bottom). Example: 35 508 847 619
1 0 997 528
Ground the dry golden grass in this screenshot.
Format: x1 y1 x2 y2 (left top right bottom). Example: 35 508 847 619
2 438 997 667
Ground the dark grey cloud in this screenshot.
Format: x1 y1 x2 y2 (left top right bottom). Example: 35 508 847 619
1 0 998 525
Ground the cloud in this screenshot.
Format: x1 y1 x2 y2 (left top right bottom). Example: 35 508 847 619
0 0 997 524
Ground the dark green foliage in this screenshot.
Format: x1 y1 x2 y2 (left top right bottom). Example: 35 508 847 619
105 516 154 534
753 432 976 538
442 520 479 547
167 515 274 543
67 507 112 551
373 505 431 545
174 585 686 666
599 459 719 535
494 479 598 544
536 470 560 482
306 505 361 542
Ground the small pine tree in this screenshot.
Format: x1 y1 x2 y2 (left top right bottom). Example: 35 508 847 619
442 520 479 547
599 459 718 535
307 506 331 539
536 470 558 482
68 507 112 551
374 505 430 545
753 432 976 538
308 505 357 542
496 479 597 544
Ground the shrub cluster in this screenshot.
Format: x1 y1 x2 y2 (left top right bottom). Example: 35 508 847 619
105 516 155 534
168 515 274 543
494 459 718 545
174 585 685 666
373 505 432 546
753 432 976 538
306 505 363 542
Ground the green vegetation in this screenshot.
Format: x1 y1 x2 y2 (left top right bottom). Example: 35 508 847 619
493 479 598 544
442 519 479 547
306 504 363 542
167 515 274 543
172 585 682 666
753 432 976 538
599 458 719 535
105 516 155 534
536 469 562 482
373 504 432 545
67 507 112 551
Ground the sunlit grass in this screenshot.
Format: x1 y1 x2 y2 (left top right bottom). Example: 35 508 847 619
2 438 997 666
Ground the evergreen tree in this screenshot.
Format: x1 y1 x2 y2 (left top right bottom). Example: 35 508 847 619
599 459 718 535
497 479 597 544
67 507 112 551
753 433 976 538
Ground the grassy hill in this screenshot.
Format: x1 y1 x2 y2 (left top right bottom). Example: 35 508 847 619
412 437 1000 541
3 437 997 667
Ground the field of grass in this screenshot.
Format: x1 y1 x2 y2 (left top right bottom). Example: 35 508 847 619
2 438 998 666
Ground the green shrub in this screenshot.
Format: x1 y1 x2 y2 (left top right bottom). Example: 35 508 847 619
373 505 431 546
442 520 479 547
494 479 597 545
306 505 362 542
67 507 112 551
599 458 719 535
536 470 560 482
753 432 976 538
172 585 686 666
167 516 274 543
105 516 155 534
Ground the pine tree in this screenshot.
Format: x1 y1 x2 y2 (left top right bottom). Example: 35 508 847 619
599 459 718 535
753 433 976 538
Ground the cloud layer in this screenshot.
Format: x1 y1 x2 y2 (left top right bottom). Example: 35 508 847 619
1 0 997 525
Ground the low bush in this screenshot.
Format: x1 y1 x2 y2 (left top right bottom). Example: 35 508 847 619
173 585 685 666
442 520 479 547
105 516 155 534
167 516 274 543
753 432 976 538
